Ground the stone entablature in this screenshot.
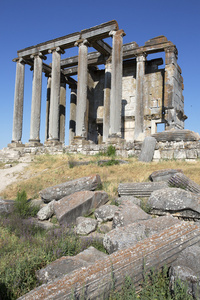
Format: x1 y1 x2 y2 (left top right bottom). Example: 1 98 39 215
9 20 187 148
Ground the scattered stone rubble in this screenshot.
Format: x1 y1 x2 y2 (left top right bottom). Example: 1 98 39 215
2 170 200 299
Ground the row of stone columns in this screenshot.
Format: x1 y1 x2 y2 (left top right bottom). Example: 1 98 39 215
11 31 177 146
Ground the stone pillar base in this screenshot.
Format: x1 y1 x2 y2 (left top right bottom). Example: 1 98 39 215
106 134 124 145
25 140 43 147
44 140 63 147
71 137 91 146
134 132 145 142
8 141 25 148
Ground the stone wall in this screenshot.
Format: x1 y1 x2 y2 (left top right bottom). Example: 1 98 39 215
1 140 199 162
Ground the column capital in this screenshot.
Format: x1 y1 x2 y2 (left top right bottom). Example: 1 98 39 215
48 47 65 54
30 52 47 60
136 52 147 62
12 57 26 64
74 39 90 47
165 45 178 58
109 29 126 38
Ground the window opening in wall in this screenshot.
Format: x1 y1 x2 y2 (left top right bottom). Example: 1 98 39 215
157 123 165 132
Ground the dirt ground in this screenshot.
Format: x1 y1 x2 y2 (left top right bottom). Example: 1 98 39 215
0 163 29 196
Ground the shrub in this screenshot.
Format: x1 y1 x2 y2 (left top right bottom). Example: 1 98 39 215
106 145 116 157
14 190 39 218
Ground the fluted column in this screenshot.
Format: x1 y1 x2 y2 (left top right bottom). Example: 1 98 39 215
48 47 64 142
134 53 146 140
59 78 66 144
69 84 77 145
29 53 45 144
109 30 125 138
103 58 111 142
75 40 89 138
11 58 25 145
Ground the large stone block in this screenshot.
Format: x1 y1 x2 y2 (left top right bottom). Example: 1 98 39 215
36 246 108 284
54 190 108 225
39 174 101 203
148 187 200 219
113 200 151 228
139 136 157 162
104 215 180 253
149 169 183 182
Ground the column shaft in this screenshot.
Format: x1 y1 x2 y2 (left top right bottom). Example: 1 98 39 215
76 41 88 138
29 55 43 142
109 30 125 137
59 80 66 144
103 60 111 142
12 59 25 143
48 49 61 141
164 46 177 130
134 53 146 140
45 77 51 141
69 85 77 144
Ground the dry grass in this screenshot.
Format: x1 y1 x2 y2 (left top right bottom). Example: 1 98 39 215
3 153 200 200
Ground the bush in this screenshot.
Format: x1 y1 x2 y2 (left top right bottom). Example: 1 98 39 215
14 190 39 218
106 145 116 157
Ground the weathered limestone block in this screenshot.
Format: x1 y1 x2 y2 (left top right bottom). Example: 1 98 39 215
76 217 98 235
168 173 200 194
37 200 55 221
39 174 101 203
115 195 141 206
152 129 200 142
54 190 108 225
169 266 199 299
99 222 113 233
18 223 200 300
94 205 118 223
172 245 200 276
149 169 183 182
186 149 198 159
174 149 186 160
0 200 15 214
160 149 174 160
118 181 168 197
139 136 157 162
104 215 180 253
113 201 151 228
36 246 108 284
148 188 200 219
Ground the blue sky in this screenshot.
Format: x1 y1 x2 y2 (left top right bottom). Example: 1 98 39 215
0 0 199 149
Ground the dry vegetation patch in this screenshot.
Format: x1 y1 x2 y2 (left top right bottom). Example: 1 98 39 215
2 154 200 200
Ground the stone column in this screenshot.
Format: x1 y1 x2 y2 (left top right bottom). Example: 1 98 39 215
11 58 25 145
29 53 45 145
109 30 125 139
69 84 77 145
134 53 147 140
164 46 178 130
47 47 64 142
59 77 66 144
103 58 111 142
45 76 51 141
75 40 89 138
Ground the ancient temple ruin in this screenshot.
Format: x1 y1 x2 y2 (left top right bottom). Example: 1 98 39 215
9 20 186 147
